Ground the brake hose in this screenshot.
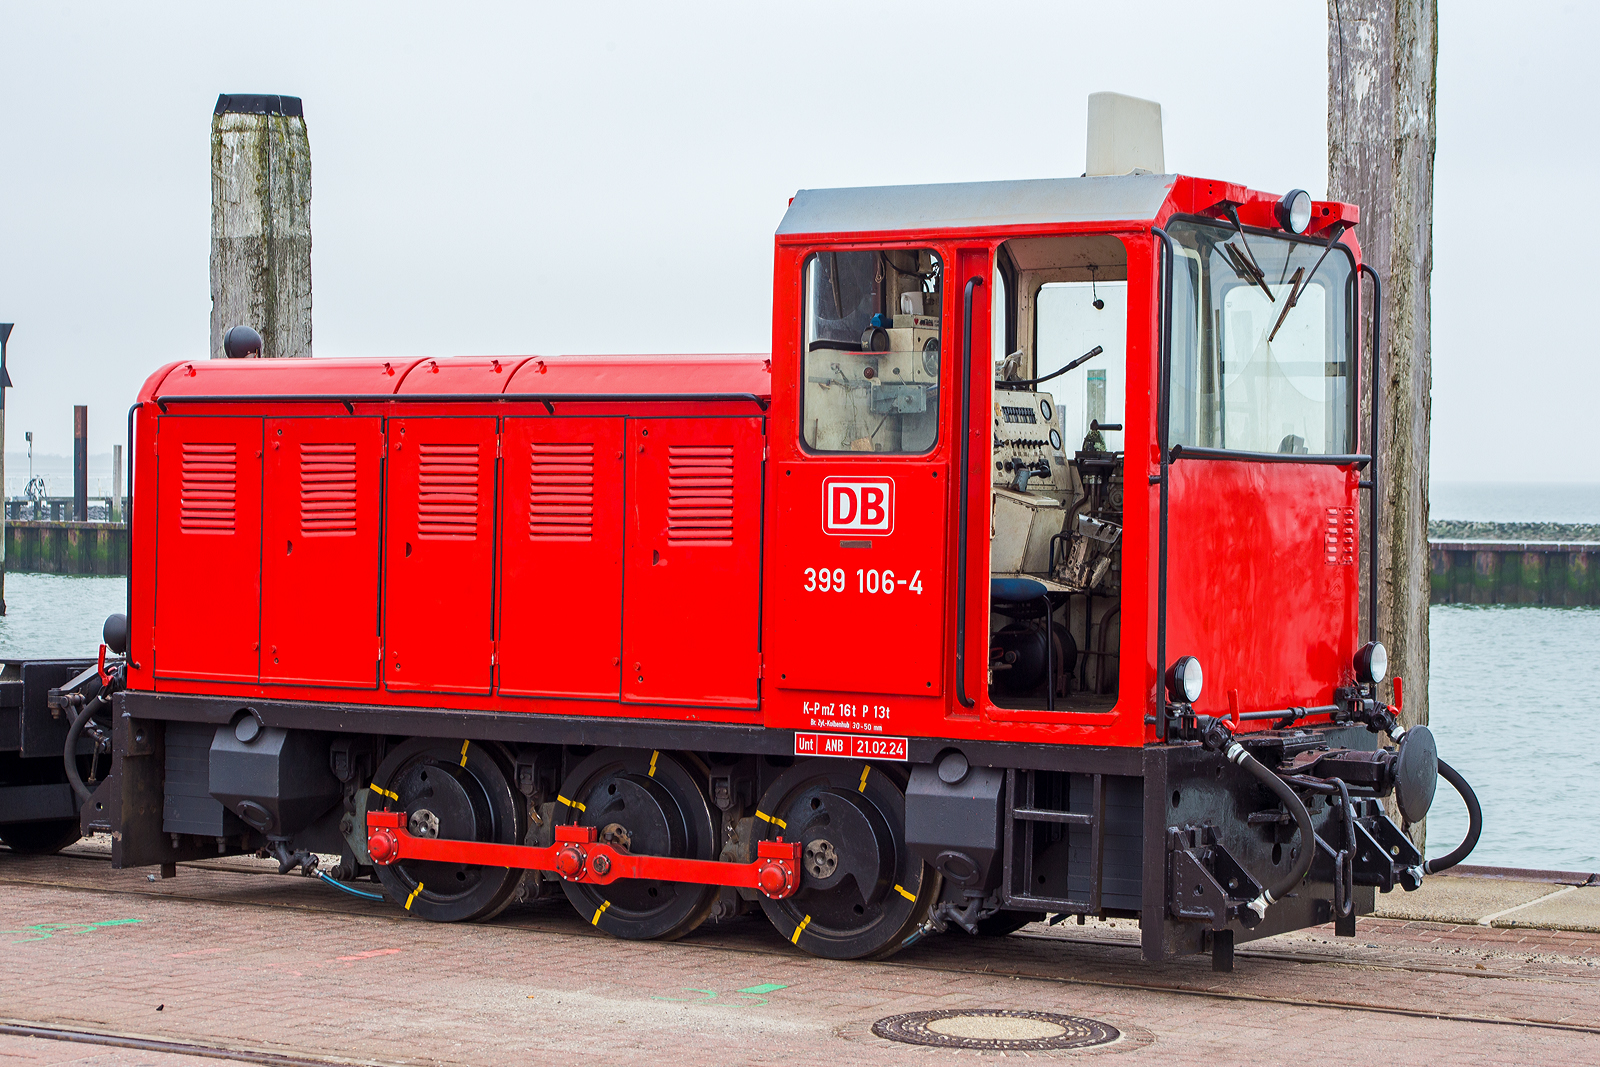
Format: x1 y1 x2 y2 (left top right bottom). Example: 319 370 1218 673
317 872 386 902
1423 758 1482 875
64 695 109 802
1218 736 1316 919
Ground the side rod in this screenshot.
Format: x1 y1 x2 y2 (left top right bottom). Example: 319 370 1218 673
366 810 802 899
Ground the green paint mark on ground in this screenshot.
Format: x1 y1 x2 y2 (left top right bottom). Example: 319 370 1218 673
4 919 143 943
648 983 790 1006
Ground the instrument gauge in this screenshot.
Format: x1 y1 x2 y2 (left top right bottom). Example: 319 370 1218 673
1039 397 1054 422
1049 428 1063 451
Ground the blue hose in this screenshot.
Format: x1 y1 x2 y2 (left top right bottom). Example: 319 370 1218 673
317 871 386 902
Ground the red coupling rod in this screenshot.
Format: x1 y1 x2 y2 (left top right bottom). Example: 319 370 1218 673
366 810 802 900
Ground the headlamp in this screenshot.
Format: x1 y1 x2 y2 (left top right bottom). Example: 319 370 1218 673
1165 656 1204 704
1354 641 1388 685
1275 189 1313 234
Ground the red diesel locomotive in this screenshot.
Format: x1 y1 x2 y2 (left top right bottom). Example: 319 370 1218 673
0 168 1479 970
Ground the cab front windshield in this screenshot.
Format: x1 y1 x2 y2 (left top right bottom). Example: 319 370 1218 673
1167 219 1354 455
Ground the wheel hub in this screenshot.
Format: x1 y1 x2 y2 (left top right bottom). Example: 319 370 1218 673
804 838 839 879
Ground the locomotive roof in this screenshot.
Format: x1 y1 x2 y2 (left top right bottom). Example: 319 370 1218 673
776 173 1178 237
139 353 772 403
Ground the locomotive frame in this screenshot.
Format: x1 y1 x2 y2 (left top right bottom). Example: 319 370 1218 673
0 171 1479 970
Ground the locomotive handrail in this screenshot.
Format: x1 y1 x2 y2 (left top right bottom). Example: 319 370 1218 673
151 392 771 414
1152 226 1175 740
955 274 984 709
126 402 139 630
1167 444 1371 468
1360 263 1382 647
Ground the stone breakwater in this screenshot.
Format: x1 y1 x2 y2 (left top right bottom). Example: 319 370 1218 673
1429 523 1599 606
1429 520 1600 543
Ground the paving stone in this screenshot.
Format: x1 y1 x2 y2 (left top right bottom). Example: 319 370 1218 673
4 847 1600 1065
1374 874 1563 924
1495 886 1600 933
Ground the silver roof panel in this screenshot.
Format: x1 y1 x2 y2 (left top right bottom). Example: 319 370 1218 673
776 173 1177 236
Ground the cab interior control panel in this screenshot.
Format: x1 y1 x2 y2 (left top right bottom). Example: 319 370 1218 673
991 388 1069 494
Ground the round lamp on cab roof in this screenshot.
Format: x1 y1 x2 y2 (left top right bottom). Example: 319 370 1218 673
1276 189 1313 234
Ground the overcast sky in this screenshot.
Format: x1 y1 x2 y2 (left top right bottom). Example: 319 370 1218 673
0 1 1591 483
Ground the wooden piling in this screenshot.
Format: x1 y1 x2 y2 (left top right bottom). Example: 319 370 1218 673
210 94 312 360
73 405 87 521
1328 1 1438 731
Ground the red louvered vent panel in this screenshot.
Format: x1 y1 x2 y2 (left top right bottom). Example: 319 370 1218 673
417 443 479 540
180 442 236 534
666 445 734 546
299 443 357 535
530 443 594 541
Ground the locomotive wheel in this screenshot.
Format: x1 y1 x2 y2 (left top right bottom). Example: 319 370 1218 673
370 737 526 923
0 819 83 855
754 759 938 960
556 748 719 941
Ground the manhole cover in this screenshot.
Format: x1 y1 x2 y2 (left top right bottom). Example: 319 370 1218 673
872 1009 1120 1050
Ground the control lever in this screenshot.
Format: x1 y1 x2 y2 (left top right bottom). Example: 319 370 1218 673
997 346 1103 390
1014 460 1051 492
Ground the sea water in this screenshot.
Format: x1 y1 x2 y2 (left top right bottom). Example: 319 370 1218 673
0 571 1590 872
1433 481 1600 524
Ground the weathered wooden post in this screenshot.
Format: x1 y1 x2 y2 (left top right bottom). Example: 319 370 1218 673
1328 0 1437 839
210 94 312 359
73 406 87 522
112 444 123 523
0 322 11 615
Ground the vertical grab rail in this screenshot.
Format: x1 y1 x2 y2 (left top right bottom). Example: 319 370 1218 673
125 402 140 630
956 275 984 708
1150 227 1175 740
1359 264 1382 645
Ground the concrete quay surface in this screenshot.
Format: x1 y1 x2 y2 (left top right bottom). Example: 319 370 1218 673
0 844 1596 1067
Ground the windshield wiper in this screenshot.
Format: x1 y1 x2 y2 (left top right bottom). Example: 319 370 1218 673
1266 221 1352 342
1220 241 1276 303
1222 206 1275 303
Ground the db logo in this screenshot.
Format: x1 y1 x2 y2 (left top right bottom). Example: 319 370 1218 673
822 477 895 535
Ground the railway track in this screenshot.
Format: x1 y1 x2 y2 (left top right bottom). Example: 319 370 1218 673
0 1022 395 1067
4 845 1597 1042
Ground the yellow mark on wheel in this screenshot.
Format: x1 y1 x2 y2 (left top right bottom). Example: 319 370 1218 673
648 750 659 777
858 766 871 792
894 884 916 903
459 740 470 767
370 784 399 801
755 810 786 829
591 900 611 926
404 883 424 910
557 795 586 812
790 914 812 944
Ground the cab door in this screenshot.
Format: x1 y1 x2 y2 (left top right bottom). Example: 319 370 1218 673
766 245 965 709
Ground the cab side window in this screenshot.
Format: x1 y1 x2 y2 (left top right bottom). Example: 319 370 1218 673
801 249 942 454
